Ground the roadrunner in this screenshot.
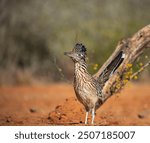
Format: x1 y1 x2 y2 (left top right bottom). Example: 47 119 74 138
64 25 150 124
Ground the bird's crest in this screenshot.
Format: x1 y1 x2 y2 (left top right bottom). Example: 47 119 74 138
73 43 87 54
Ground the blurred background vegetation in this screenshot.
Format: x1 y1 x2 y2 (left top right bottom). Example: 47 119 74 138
0 0 150 85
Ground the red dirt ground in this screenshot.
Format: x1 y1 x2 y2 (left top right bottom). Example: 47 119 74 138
0 83 150 126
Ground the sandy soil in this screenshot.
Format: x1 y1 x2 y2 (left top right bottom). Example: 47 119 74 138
0 83 150 126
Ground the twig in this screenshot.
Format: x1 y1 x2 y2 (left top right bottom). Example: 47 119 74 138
53 57 65 79
130 60 150 79
52 57 72 84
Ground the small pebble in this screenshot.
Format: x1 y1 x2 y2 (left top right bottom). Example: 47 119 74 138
6 116 12 123
79 121 83 123
137 114 145 119
29 108 37 113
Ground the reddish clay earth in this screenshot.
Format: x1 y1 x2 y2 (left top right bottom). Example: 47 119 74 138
0 83 150 126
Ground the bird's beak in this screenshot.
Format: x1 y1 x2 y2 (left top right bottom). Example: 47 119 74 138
64 51 74 58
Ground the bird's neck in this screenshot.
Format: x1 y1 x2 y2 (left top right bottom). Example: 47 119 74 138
74 60 90 81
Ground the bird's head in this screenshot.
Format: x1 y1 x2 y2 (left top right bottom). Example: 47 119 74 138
64 43 87 62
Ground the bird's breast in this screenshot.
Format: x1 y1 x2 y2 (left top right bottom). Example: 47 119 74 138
74 76 99 105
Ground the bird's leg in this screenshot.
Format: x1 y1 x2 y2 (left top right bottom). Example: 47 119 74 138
91 108 95 125
85 111 89 124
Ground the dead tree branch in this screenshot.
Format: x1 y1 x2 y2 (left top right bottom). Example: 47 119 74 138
101 25 150 99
